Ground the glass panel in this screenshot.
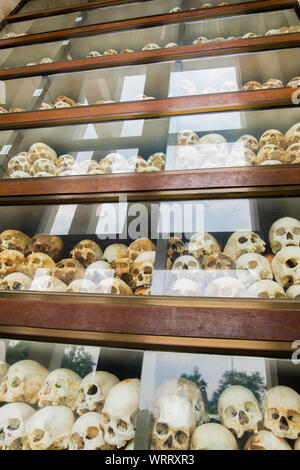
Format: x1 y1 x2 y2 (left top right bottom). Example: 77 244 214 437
0 337 143 450
138 350 300 450
0 9 299 70
0 106 300 180
19 0 96 13
0 196 299 298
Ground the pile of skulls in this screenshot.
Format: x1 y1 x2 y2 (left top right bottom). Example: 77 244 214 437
175 123 300 170
242 76 300 91
0 359 140 450
0 231 157 295
165 215 300 299
0 106 25 114
151 379 300 450
6 142 166 179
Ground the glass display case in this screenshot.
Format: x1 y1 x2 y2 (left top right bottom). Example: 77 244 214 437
0 338 299 450
0 0 300 452
0 8 299 71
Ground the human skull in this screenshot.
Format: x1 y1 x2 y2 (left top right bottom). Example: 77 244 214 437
100 378 140 448
25 234 63 261
0 360 48 405
0 230 30 254
168 278 200 296
192 37 209 45
141 43 161 51
257 144 287 164
103 49 118 56
262 386 300 439
0 272 32 291
111 258 133 287
190 423 239 450
30 275 67 292
286 284 300 299
21 252 55 278
287 77 300 88
175 146 202 170
99 153 129 174
0 403 36 450
269 217 300 254
248 280 286 299
27 143 57 164
69 412 114 450
84 260 112 284
0 250 24 278
86 51 102 58
40 57 53 64
176 130 199 146
66 279 97 293
219 80 238 93
56 154 75 170
132 251 155 288
76 371 120 415
152 393 196 450
103 244 128 264
262 78 283 89
24 406 74 450
236 135 259 153
70 240 103 268
218 385 263 438
169 7 181 12
285 123 300 147
127 155 147 173
38 368 81 410
97 277 133 295
77 160 100 175
242 32 258 39
244 430 292 450
167 237 187 264
54 96 76 107
236 253 273 286
155 378 207 426
223 231 266 261
271 246 300 288
7 155 30 176
50 258 85 285
172 255 202 282
187 232 221 266
259 129 286 149
9 170 31 179
53 101 71 109
285 143 300 164
30 158 57 176
147 152 166 170
242 81 262 91
205 276 247 297
128 238 156 261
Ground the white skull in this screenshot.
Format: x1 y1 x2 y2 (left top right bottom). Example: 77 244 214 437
7 155 30 175
269 217 300 254
152 393 196 450
169 278 200 296
84 260 112 284
141 43 161 51
257 144 287 165
0 273 32 291
132 251 155 288
205 276 247 298
262 386 300 440
172 255 200 271
0 360 48 405
103 244 128 264
97 277 133 295
69 412 111 450
244 430 292 450
155 378 207 426
100 378 140 448
24 406 74 450
0 403 36 450
218 385 263 438
236 253 273 286
38 368 81 410
258 129 286 149
86 51 102 58
271 246 300 289
176 130 199 146
248 280 286 299
66 278 97 293
27 143 57 164
286 284 300 299
192 37 209 45
8 171 31 179
223 231 266 261
76 371 120 415
99 153 130 174
187 232 221 266
236 134 259 153
30 275 67 292
190 423 238 450
285 122 300 147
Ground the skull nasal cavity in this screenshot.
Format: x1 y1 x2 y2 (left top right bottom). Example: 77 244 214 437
286 232 294 240
87 385 98 395
238 410 249 425
279 416 289 430
164 435 173 449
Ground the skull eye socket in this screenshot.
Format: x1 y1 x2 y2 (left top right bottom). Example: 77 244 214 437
238 237 248 244
86 427 99 440
87 384 98 395
70 433 84 450
175 430 188 446
268 408 280 421
287 410 300 424
32 429 45 443
144 266 153 275
244 401 257 413
225 406 237 418
293 227 300 235
116 419 128 432
10 377 21 388
248 260 258 269
285 258 298 269
55 378 65 389
156 422 169 436
7 418 20 431
0 429 5 441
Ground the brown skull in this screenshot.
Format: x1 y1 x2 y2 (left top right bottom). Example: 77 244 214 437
0 230 30 254
70 240 103 268
127 238 156 261
20 253 55 278
0 250 24 278
50 258 85 285
25 235 63 261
